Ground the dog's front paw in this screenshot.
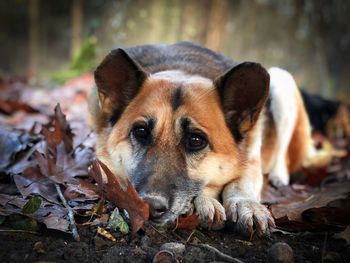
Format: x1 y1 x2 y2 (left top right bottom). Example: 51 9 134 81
269 173 289 188
269 165 289 187
194 196 226 230
224 198 275 236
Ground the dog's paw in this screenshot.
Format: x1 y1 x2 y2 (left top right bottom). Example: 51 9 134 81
269 173 289 188
268 166 289 188
194 196 226 230
224 198 275 236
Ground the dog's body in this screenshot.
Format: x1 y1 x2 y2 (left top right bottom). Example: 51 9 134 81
89 42 330 235
301 89 350 138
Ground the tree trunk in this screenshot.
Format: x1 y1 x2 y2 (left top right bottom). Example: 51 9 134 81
204 0 228 52
70 0 83 58
28 0 40 80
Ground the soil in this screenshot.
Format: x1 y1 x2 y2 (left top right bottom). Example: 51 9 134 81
0 224 349 263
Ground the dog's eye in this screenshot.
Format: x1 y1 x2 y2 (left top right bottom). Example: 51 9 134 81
131 123 151 144
133 126 150 139
186 133 208 152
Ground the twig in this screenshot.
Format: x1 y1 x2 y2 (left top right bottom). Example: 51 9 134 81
186 230 197 243
147 223 179 242
0 229 38 235
198 244 244 263
171 216 179 231
55 183 80 241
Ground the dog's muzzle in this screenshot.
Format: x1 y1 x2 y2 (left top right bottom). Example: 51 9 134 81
143 195 169 220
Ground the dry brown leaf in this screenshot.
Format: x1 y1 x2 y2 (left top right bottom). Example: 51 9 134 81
302 197 350 227
63 181 99 201
41 104 74 154
0 193 70 232
90 159 149 236
14 167 59 204
0 99 39 114
12 104 95 203
271 181 350 230
176 214 200 230
97 226 116 242
271 181 350 221
0 128 26 171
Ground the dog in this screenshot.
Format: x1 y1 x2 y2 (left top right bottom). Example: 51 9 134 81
89 42 336 235
301 89 350 139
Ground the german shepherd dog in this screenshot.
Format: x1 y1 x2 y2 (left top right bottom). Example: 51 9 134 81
301 89 350 138
89 42 336 235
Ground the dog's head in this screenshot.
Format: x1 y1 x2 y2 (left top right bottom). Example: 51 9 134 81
90 48 269 225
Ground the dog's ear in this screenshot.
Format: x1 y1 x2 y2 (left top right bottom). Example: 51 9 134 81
94 48 148 125
215 62 270 142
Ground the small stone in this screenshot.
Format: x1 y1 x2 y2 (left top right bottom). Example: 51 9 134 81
153 250 177 263
267 242 294 263
191 236 201 245
33 241 45 254
160 242 186 257
141 235 151 249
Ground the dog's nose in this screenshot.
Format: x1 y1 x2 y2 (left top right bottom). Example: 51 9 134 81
144 196 168 219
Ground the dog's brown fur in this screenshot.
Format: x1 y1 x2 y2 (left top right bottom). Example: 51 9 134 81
89 42 335 235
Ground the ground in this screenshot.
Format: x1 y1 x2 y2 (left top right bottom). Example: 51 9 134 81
0 224 349 262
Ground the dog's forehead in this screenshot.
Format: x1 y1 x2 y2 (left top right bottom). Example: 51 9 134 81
134 70 218 113
152 70 214 87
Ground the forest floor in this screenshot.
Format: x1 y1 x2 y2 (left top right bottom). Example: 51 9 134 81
0 223 349 262
0 75 349 263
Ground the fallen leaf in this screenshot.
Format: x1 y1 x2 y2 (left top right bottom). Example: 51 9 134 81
0 99 39 114
42 212 70 232
271 181 350 230
0 193 70 232
12 105 96 204
42 104 74 154
63 181 99 201
262 183 311 205
22 196 42 214
0 128 26 171
302 197 350 227
90 159 149 236
176 214 200 230
97 226 116 242
108 208 129 235
14 167 59 204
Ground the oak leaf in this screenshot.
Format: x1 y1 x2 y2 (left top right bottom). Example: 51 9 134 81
90 159 149 236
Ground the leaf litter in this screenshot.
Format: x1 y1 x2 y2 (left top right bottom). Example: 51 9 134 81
0 74 349 249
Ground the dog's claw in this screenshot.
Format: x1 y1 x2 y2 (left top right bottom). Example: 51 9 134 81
194 196 226 230
224 198 275 236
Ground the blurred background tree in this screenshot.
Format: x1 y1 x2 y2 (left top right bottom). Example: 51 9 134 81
0 0 349 101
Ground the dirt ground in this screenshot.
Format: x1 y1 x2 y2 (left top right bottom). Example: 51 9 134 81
0 223 349 263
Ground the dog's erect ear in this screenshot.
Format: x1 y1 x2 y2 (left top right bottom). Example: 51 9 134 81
214 62 270 142
94 48 148 125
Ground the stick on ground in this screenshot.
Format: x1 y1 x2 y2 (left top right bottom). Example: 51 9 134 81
55 184 80 241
